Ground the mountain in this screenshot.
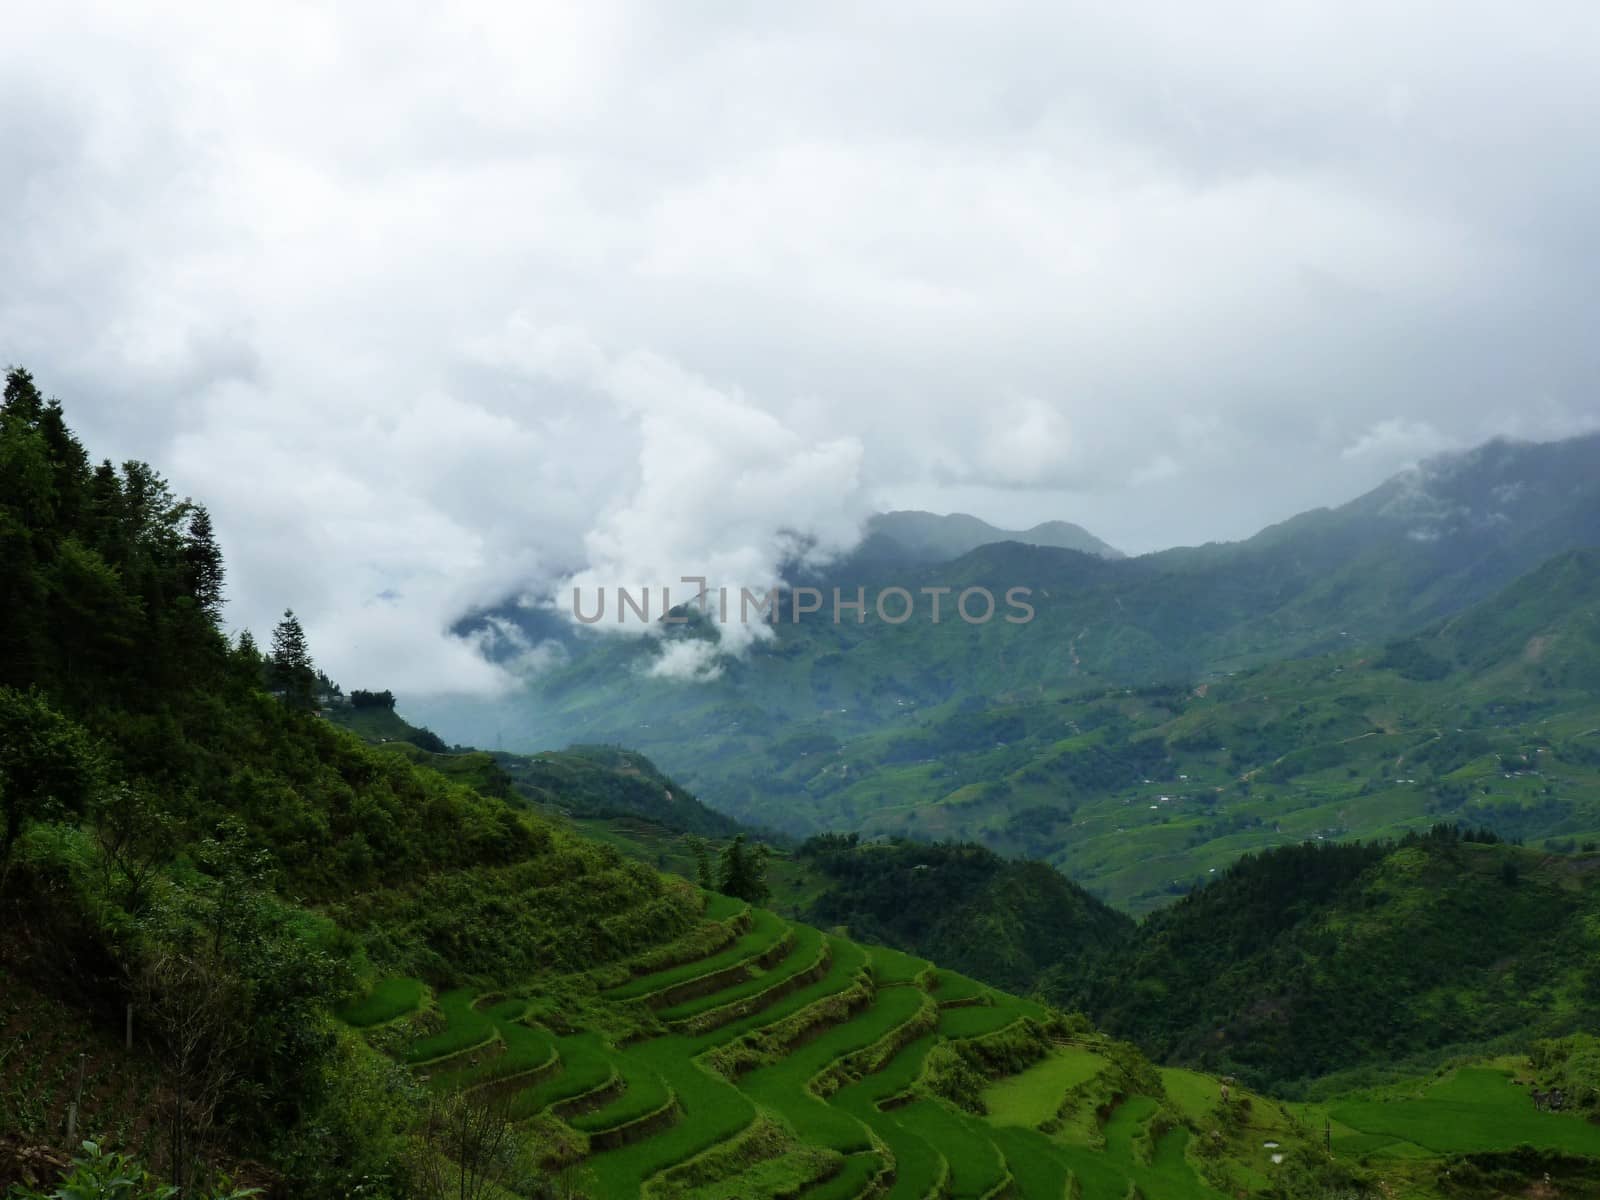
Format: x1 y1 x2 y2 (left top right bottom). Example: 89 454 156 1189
5 368 1600 1200
327 696 750 838
0 367 1376 1200
722 545 1600 911
1070 828 1600 1095
791 834 1133 996
855 509 1125 564
412 435 1600 910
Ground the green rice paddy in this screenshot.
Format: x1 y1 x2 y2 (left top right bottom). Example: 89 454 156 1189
345 911 1600 1200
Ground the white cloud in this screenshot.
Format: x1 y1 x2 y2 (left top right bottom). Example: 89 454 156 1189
6 0 1600 689
645 640 725 682
1340 418 1457 465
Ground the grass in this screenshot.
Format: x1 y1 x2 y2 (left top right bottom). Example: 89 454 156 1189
989 1126 1071 1200
930 971 986 1006
1158 1066 1222 1123
982 1047 1106 1127
582 935 879 1197
656 924 827 1023
427 1014 555 1092
738 984 929 1154
404 989 499 1064
505 1031 616 1119
1329 1067 1600 1157
603 909 788 1001
373 926 1237 1200
936 1004 1025 1040
580 1040 755 1195
897 1099 1008 1199
798 1152 880 1200
868 945 930 986
568 1056 674 1133
336 976 427 1027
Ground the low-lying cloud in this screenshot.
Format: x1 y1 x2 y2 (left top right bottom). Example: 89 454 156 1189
7 1 1600 696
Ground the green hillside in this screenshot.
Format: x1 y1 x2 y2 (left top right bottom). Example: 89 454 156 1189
420 434 1600 840
521 545 1600 915
5 371 1599 1200
327 699 749 839
1071 829 1600 1093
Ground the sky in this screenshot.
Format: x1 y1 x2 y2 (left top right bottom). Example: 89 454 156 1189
6 1 1600 696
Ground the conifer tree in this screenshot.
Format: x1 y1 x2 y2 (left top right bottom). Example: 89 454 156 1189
269 610 316 711
182 505 225 623
2 366 44 425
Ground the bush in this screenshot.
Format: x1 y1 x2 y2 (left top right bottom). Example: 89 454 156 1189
9 1140 261 1200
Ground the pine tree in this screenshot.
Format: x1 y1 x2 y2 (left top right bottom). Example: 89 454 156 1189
182 505 225 623
231 630 263 690
38 399 90 534
269 610 316 712
2 367 44 426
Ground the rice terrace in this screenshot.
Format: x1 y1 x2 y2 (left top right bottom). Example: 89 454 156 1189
337 887 1600 1199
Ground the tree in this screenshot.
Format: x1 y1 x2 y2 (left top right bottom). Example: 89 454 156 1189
2 366 44 425
690 836 714 890
182 504 225 623
0 686 99 883
136 941 250 1194
717 834 770 905
410 1092 525 1200
93 782 174 913
269 610 316 711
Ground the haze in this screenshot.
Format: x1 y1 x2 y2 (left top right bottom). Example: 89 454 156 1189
6 1 1600 694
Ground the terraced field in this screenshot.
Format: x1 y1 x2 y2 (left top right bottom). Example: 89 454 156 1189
335 902 1258 1199
1323 1066 1600 1160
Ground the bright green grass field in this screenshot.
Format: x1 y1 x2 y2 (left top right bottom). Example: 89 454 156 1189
404 988 499 1064
937 1002 1028 1040
583 936 872 1196
568 1055 673 1133
656 923 827 1022
336 976 426 1027
604 908 788 1001
799 1152 880 1200
983 1047 1107 1127
868 944 931 986
426 1004 555 1092
897 1099 1008 1199
505 1031 615 1119
737 984 929 1154
829 1067 944 1200
1329 1067 1600 1158
930 970 986 1005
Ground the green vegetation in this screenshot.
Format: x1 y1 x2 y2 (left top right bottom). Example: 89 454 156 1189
1323 1067 1600 1158
4 368 1598 1200
428 437 1600 896
1072 828 1600 1092
603 908 783 1001
982 1047 1106 1126
337 977 428 1028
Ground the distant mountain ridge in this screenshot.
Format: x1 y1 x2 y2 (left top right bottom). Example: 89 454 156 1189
855 509 1124 563
413 429 1600 894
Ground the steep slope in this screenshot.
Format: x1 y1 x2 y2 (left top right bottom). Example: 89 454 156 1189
557 544 1600 912
329 698 749 838
6 369 1599 1200
414 432 1600 847
1070 830 1600 1094
794 835 1132 997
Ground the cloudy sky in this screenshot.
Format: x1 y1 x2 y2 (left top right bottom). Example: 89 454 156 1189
6 1 1600 695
